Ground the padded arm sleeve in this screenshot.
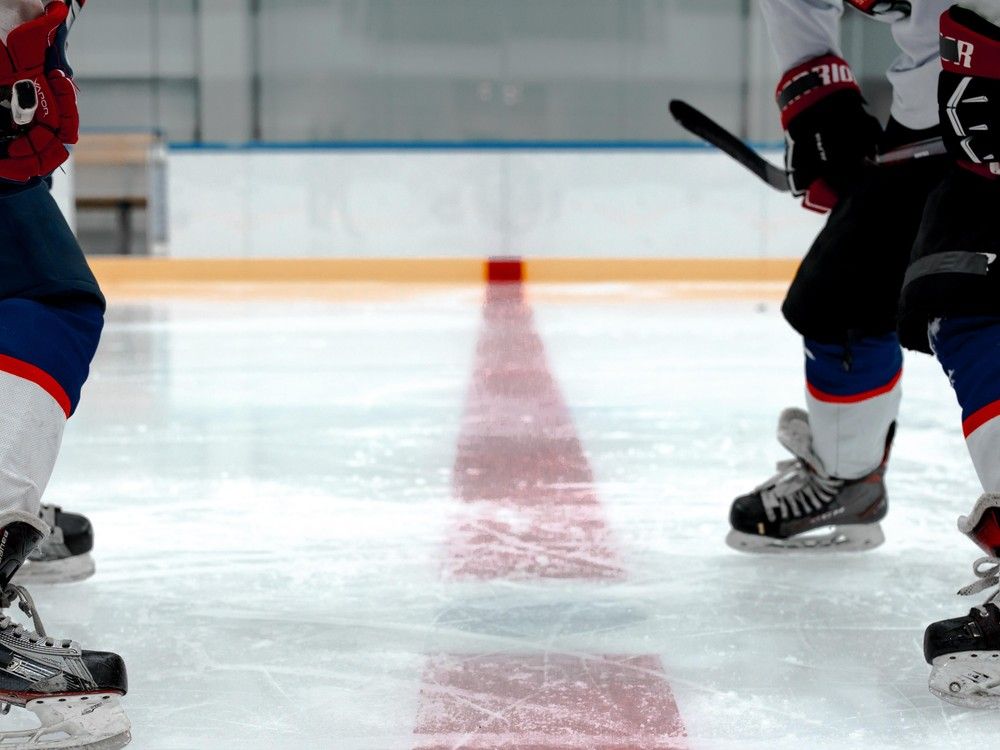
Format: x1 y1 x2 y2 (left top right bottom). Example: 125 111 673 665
960 1 1000 26
758 0 845 71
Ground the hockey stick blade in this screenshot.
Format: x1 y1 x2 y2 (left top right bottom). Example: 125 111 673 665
669 99 790 192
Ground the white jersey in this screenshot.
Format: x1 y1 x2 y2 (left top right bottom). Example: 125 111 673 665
0 0 43 42
759 0 953 129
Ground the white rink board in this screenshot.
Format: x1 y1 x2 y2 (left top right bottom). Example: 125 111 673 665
167 149 824 258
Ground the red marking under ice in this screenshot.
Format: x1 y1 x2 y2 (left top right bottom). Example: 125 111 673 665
413 654 687 750
486 257 524 284
807 368 902 405
0 354 71 417
416 282 687 749
445 283 623 580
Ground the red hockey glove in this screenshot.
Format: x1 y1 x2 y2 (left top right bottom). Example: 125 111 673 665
776 54 882 213
0 1 78 183
939 6 1000 179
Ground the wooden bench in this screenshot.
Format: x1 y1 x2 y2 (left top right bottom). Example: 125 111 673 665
73 133 163 255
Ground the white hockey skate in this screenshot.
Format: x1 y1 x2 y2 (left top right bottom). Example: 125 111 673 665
0 512 130 748
926 494 1000 708
16 505 95 585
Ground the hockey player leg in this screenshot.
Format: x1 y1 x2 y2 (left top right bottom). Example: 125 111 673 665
920 318 1000 707
0 297 103 586
0 511 129 749
726 135 946 553
0 298 129 745
727 334 899 552
900 4 1000 698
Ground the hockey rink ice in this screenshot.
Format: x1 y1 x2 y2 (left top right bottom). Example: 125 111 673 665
25 280 997 749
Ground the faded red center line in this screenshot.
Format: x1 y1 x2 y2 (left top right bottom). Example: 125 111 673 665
415 262 687 750
413 654 687 750
445 280 624 580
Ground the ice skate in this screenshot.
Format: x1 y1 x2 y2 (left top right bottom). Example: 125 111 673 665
926 494 1000 709
726 408 892 553
16 505 95 585
0 512 129 748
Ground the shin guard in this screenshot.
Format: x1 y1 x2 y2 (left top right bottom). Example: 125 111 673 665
0 297 102 517
931 316 1000 491
804 334 902 479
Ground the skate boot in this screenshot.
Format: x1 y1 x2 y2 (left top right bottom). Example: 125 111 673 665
726 408 892 552
16 504 95 585
0 511 130 748
926 493 1000 708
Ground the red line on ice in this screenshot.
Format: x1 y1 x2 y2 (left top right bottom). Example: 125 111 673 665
414 278 687 750
413 654 687 750
444 282 624 580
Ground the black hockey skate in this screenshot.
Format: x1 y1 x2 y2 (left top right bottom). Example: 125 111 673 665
17 504 95 585
926 493 1000 708
726 407 893 553
0 512 130 748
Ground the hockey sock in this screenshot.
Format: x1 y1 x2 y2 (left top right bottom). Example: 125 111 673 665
0 296 102 516
804 333 902 479
931 316 1000 492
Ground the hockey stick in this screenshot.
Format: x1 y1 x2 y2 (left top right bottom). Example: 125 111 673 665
669 99 790 192
668 99 949 192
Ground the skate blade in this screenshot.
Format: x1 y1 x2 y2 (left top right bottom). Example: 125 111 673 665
930 652 1000 709
14 554 95 586
725 524 885 553
0 693 131 750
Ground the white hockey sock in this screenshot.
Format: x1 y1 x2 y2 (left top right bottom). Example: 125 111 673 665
0 369 65 518
803 335 903 480
806 384 901 479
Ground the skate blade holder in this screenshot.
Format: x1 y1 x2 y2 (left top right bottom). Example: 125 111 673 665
10 79 37 126
930 653 1000 708
726 524 885 553
0 692 132 749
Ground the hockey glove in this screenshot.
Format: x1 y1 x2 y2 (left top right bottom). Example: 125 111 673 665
777 54 882 213
939 6 1000 179
0 1 78 183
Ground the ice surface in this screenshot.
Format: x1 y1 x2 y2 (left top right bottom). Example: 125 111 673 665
12 283 995 749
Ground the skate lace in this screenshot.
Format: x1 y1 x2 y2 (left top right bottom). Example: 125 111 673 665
759 458 845 523
958 557 1000 615
0 584 71 648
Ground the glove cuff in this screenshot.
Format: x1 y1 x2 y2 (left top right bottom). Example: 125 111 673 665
941 6 1000 78
776 54 862 129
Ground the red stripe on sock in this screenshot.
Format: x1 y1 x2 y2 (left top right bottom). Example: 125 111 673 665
445 283 623 580
964 399 1000 437
0 354 71 418
807 368 902 405
413 654 687 750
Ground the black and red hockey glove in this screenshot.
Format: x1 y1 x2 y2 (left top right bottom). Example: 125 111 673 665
939 6 1000 179
0 1 79 183
776 54 882 213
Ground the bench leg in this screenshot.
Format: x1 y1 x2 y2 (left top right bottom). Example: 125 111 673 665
118 201 132 255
